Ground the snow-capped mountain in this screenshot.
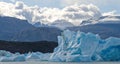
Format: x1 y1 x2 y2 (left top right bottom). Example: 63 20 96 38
13 27 61 42
33 20 74 29
32 15 120 29
79 15 120 26
49 19 74 29
99 15 120 22
33 22 49 27
0 16 61 42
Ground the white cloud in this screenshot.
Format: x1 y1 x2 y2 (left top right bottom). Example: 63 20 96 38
0 1 102 26
15 1 24 9
102 10 117 16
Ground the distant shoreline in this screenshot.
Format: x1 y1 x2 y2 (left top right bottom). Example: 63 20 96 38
0 40 58 53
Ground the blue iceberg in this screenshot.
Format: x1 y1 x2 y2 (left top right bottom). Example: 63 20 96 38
50 30 120 62
100 45 120 61
0 30 120 62
13 55 26 61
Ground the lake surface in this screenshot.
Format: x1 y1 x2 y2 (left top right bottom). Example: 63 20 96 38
0 61 120 64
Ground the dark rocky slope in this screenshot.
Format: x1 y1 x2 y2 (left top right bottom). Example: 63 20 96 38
0 40 58 54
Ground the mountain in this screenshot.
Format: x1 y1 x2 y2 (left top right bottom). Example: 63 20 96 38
98 15 120 21
28 15 120 29
0 16 34 41
80 15 120 26
66 15 120 39
49 19 74 29
33 19 74 29
0 16 61 42
13 27 62 42
0 15 120 42
67 22 120 39
33 22 48 27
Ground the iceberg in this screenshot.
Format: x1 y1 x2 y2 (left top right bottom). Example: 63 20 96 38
0 57 14 62
50 30 120 62
100 45 120 61
26 53 40 60
13 55 26 61
49 30 101 62
0 30 120 62
104 37 120 49
0 50 12 57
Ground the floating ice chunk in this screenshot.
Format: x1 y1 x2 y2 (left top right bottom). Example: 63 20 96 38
79 55 93 61
50 51 67 62
0 57 14 62
0 50 12 57
26 53 40 60
66 54 81 62
13 55 26 61
40 53 51 61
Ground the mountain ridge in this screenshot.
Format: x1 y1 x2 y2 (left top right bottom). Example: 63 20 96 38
0 16 62 42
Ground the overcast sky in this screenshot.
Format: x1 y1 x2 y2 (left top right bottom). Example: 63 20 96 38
0 0 120 14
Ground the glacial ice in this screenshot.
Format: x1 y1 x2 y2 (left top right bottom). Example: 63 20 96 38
0 30 120 62
26 53 40 60
13 55 26 61
0 57 14 62
100 45 120 61
49 30 101 62
49 30 120 62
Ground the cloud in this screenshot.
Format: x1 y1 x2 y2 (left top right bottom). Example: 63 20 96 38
0 1 102 26
15 1 24 9
102 10 117 16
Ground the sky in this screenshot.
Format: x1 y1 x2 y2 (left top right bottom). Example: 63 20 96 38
0 0 120 14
